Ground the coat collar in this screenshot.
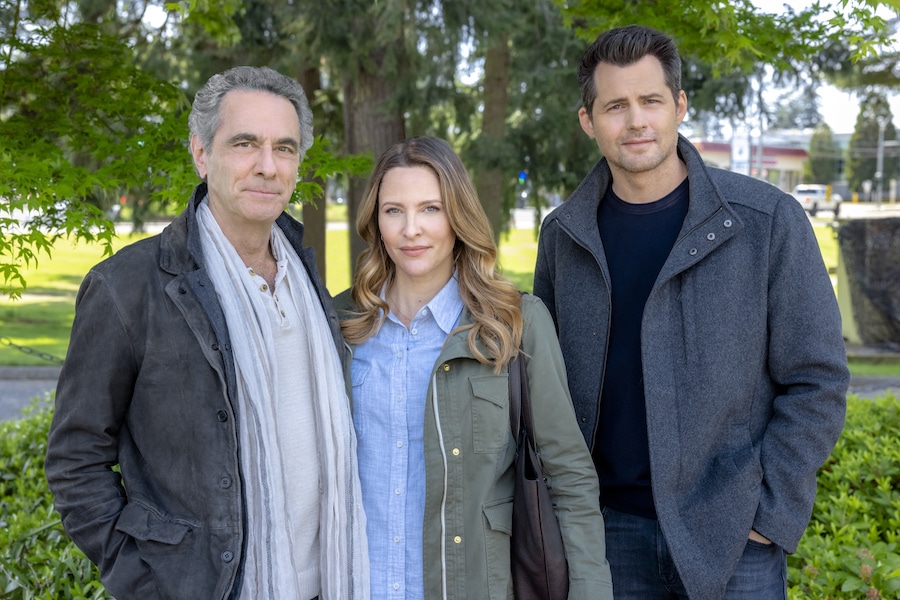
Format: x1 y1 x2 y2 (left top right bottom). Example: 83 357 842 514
551 134 744 281
158 183 311 275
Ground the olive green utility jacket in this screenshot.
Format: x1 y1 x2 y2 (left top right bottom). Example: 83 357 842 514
337 291 613 599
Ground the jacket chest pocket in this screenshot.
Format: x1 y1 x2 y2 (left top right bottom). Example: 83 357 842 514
470 375 510 454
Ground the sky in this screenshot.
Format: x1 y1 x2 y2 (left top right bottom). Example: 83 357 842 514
819 88 868 135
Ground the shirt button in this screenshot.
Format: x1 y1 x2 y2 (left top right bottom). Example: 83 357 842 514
454 536 462 544
393 583 400 590
411 328 418 335
395 488 402 495
397 441 403 448
452 448 460 456
394 536 400 543
221 550 234 562
260 283 268 292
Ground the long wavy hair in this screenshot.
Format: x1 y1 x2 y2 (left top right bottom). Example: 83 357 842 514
341 136 523 372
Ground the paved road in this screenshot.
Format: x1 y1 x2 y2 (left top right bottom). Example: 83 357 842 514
0 366 59 420
2 365 898 421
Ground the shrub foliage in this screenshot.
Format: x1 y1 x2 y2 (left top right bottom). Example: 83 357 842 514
1 394 898 598
788 393 900 600
0 397 109 599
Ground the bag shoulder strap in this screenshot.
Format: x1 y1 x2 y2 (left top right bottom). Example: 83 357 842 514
508 342 534 443
508 351 522 440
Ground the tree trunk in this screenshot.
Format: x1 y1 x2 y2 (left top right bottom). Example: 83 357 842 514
475 34 510 242
343 66 406 275
296 67 328 282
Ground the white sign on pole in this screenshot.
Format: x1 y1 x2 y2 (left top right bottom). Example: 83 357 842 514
731 128 751 176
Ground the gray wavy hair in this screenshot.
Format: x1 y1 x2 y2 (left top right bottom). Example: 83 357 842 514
188 66 314 160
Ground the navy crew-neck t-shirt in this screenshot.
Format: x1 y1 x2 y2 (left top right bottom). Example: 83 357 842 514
594 178 689 518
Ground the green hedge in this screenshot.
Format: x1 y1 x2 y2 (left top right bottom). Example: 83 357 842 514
788 392 900 600
0 398 108 599
2 394 899 598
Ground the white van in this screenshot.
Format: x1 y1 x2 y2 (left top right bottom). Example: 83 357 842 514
790 184 842 217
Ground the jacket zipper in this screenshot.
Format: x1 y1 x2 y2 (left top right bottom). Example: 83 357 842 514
430 372 449 600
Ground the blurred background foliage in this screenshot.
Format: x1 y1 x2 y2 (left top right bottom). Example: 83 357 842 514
2 0 899 295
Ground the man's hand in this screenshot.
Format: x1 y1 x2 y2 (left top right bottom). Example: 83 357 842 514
749 530 772 545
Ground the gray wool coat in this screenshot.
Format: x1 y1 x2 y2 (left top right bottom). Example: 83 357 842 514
533 135 849 600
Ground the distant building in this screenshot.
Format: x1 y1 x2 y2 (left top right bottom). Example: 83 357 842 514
691 139 808 192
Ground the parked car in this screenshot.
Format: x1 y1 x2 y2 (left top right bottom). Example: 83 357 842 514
790 184 842 217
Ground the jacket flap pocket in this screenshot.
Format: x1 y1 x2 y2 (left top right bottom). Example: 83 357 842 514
483 498 513 535
470 374 508 407
115 502 193 544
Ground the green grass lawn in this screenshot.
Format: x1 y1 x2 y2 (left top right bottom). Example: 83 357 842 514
0 219 892 377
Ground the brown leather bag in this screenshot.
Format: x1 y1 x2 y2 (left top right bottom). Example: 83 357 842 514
508 348 570 599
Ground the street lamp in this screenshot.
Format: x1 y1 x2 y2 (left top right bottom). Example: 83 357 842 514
876 117 886 206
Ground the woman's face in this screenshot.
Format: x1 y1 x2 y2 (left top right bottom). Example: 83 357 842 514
377 166 457 289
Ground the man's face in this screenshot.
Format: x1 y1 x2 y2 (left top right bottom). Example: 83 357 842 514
578 55 687 181
190 89 302 233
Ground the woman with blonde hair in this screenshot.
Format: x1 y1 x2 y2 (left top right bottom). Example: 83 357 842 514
336 135 612 599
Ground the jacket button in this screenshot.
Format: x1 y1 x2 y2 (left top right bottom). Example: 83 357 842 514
217 410 228 422
707 232 715 241
219 476 232 488
581 416 587 423
212 343 220 351
224 343 231 351
221 550 234 562
454 535 462 543
724 219 733 227
452 448 460 456
443 364 450 372
689 248 698 255
178 287 186 294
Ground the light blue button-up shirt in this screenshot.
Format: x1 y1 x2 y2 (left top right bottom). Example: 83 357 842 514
351 275 463 600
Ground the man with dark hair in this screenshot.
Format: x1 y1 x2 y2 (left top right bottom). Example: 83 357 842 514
45 66 369 600
534 24 848 600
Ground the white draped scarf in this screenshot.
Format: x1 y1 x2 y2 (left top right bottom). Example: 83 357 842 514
197 200 369 599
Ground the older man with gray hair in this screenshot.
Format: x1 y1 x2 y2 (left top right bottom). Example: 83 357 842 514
46 66 369 600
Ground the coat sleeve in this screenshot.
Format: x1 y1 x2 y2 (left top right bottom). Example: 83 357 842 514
520 295 613 599
754 196 849 551
44 271 158 598
533 220 557 327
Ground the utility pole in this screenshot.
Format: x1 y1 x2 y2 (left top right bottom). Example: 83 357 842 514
876 117 886 206
755 72 766 179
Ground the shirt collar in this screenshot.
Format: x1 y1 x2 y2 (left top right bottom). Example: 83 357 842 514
425 273 464 335
380 272 464 335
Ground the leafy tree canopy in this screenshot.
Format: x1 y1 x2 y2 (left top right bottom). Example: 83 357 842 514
1 1 193 298
560 0 899 73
